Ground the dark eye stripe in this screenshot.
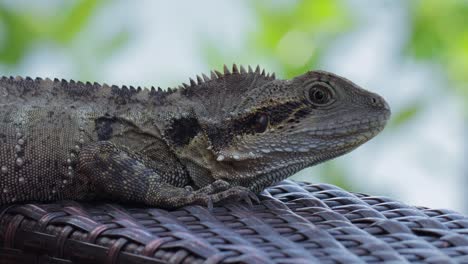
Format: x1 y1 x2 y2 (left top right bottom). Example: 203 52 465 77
205 100 306 150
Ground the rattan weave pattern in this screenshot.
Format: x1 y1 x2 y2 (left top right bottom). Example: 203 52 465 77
0 180 467 264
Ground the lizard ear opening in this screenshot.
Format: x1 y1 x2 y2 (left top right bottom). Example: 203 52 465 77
201 114 272 162
203 111 270 154
166 115 202 147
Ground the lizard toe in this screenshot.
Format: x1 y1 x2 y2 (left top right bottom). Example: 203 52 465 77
211 179 230 190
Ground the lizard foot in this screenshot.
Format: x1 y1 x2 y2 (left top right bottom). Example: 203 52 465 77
166 182 260 210
209 186 260 208
194 179 231 195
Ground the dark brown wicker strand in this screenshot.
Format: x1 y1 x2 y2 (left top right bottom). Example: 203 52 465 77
0 180 467 264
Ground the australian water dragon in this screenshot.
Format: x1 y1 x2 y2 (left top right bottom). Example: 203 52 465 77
0 65 390 208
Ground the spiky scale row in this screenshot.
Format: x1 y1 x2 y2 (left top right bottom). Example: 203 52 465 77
0 64 276 100
182 64 276 89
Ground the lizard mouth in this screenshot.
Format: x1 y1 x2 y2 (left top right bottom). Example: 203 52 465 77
238 134 377 193
318 109 390 156
306 111 390 140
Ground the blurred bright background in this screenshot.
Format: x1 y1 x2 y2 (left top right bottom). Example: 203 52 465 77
0 0 466 213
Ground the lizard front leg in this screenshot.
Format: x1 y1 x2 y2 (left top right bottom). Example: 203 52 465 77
77 141 210 208
77 141 255 208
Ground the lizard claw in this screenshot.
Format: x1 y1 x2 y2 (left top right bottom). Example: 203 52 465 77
243 196 254 208
206 196 214 212
187 192 213 211
241 190 260 208
248 192 260 204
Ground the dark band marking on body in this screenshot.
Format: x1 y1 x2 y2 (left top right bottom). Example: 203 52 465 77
206 100 306 150
95 116 115 141
166 116 201 147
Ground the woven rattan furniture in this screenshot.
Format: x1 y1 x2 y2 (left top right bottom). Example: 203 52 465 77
0 180 467 263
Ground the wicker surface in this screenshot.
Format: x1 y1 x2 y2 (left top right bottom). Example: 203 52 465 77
0 180 467 264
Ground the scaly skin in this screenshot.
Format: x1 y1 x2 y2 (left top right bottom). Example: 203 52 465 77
0 65 390 208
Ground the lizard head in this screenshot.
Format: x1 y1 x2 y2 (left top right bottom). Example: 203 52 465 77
201 69 391 190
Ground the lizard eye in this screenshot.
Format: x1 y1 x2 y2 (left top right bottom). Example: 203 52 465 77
255 113 269 133
308 83 333 106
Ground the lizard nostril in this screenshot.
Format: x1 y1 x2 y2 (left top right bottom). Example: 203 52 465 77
369 94 391 113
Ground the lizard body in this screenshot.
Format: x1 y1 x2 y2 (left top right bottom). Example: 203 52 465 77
0 65 390 208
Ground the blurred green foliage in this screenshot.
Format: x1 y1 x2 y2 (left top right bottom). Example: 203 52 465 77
407 0 468 211
54 0 102 43
204 0 350 78
0 0 98 65
0 0 129 79
408 0 468 104
251 0 350 77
